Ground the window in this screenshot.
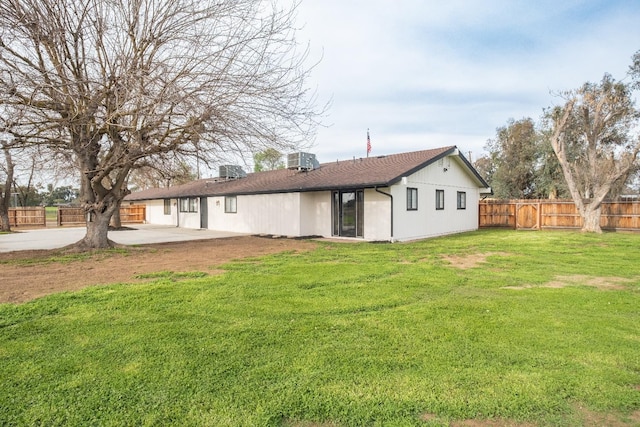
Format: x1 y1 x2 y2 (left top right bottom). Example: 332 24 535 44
457 191 467 210
179 198 189 212
163 199 171 215
225 196 237 213
188 197 198 212
435 190 445 210
179 197 198 213
407 188 418 210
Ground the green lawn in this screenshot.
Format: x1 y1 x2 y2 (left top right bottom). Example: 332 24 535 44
1 230 639 426
45 206 58 222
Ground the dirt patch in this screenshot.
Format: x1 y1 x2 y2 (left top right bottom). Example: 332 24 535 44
573 405 640 427
503 275 636 291
546 275 633 290
0 236 315 304
282 421 341 427
431 407 640 427
449 420 536 427
442 252 509 269
420 412 537 427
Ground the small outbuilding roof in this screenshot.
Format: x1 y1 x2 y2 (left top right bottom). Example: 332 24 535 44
125 146 488 201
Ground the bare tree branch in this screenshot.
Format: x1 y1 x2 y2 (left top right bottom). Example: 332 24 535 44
0 0 324 249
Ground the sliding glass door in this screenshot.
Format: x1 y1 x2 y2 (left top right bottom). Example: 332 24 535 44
332 190 364 238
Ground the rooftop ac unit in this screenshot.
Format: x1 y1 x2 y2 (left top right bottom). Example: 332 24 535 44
219 165 246 179
287 152 319 171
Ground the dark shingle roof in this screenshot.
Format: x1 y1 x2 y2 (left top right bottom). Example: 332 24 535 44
126 146 487 201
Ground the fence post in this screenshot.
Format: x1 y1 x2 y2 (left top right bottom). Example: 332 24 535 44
538 201 542 229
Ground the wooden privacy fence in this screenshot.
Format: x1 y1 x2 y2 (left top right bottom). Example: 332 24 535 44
479 199 640 231
6 207 46 227
5 205 146 227
58 205 146 226
118 205 146 224
57 207 85 225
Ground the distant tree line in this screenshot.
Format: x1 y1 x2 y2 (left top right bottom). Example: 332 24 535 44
0 183 79 207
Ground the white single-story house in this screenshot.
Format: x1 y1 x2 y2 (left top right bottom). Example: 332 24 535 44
125 146 491 242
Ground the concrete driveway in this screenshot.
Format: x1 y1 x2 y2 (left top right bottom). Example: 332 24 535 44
0 224 247 253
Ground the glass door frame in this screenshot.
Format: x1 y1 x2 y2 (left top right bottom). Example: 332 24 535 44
331 189 364 238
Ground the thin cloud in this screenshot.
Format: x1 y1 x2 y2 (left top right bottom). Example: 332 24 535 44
295 0 640 161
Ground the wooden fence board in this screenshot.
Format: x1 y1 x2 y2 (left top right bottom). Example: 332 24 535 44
480 199 640 231
7 207 46 227
4 206 146 227
118 205 146 223
478 200 515 228
57 205 146 226
58 207 85 226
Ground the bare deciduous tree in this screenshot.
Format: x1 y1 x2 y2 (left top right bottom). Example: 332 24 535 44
549 74 640 233
129 160 198 191
0 136 14 231
0 0 321 249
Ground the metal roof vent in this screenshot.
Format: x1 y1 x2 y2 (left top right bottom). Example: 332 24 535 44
287 152 319 171
219 165 247 179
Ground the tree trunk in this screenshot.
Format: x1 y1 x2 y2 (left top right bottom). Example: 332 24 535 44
0 211 10 232
73 204 119 250
581 205 602 233
0 144 13 232
110 200 122 229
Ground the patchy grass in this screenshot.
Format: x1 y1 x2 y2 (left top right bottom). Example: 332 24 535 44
0 247 130 266
0 230 639 426
134 271 210 281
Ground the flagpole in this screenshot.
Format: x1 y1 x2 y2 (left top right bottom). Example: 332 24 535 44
366 129 371 158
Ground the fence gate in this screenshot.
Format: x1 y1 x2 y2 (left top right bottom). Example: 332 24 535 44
515 202 540 230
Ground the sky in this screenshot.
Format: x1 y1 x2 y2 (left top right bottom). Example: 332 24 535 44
293 0 640 164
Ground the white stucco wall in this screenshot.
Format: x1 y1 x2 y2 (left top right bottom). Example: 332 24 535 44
207 192 303 236
139 153 484 241
145 199 177 226
178 211 201 229
203 190 391 240
363 188 392 241
391 155 481 241
298 188 392 241
146 198 201 229
299 191 331 236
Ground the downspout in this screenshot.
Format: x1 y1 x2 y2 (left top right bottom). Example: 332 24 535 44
176 199 180 228
375 187 393 241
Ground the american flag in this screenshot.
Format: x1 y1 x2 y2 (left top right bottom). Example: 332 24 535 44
367 129 371 157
